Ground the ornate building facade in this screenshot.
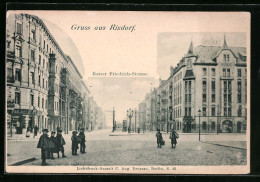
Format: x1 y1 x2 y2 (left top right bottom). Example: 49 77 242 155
6 14 105 134
139 36 247 133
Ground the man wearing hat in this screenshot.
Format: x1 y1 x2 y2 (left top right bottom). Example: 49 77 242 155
155 129 163 148
37 129 50 166
56 129 67 157
78 128 86 153
71 131 79 155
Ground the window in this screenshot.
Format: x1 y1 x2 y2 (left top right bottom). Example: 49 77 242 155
43 78 44 88
17 46 22 58
203 94 207 102
224 54 230 61
211 79 216 102
185 107 187 116
202 122 207 130
237 80 242 103
45 100 48 109
211 106 215 116
212 94 215 102
223 69 226 77
238 105 242 117
31 49 35 61
31 29 36 40
47 44 48 52
42 98 44 109
245 79 247 104
39 55 41 65
38 96 40 107
228 107 232 116
38 75 41 86
15 68 21 82
203 107 206 116
16 23 22 35
237 69 241 77
7 68 12 80
188 107 191 116
15 92 21 104
227 69 230 77
7 41 11 48
43 59 45 68
203 68 207 76
211 80 215 90
44 40 45 49
202 80 207 102
211 122 215 131
211 68 215 76
39 34 42 47
30 72 35 84
30 94 34 106
187 59 192 68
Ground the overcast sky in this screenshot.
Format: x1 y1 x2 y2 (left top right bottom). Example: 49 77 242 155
7 11 250 126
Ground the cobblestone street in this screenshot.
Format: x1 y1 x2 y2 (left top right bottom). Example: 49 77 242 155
7 129 247 166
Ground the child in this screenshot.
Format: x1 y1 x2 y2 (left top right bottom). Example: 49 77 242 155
37 129 49 166
71 131 79 155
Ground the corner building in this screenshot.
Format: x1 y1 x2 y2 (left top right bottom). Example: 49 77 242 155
139 36 247 133
6 14 95 134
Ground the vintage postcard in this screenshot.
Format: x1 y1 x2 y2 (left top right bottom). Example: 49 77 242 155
5 11 250 174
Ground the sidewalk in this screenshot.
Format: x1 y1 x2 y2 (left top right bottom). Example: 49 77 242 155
201 141 247 150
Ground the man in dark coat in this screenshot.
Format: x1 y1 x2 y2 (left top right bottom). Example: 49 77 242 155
49 131 59 159
71 131 79 155
169 128 179 149
78 128 86 153
37 129 49 166
155 129 163 148
56 129 67 157
33 126 38 138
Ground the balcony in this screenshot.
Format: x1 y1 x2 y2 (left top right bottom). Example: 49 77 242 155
6 51 15 60
7 76 15 83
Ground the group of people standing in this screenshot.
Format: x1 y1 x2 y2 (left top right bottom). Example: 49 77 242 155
156 128 179 149
37 128 86 166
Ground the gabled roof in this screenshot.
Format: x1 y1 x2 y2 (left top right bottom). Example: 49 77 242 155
193 45 246 64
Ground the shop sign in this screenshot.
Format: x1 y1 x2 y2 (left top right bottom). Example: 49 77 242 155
12 109 30 115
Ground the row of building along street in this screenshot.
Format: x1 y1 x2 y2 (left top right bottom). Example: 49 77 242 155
138 36 247 134
6 14 106 136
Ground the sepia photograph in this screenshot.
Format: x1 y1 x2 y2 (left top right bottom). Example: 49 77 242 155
5 11 250 174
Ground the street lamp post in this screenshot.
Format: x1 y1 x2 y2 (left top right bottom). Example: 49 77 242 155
127 109 134 133
198 109 201 141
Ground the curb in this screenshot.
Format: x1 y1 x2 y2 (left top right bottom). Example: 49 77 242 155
200 141 247 150
10 157 37 166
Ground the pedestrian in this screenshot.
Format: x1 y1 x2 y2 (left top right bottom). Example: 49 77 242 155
169 128 179 149
37 128 49 166
49 131 59 159
56 129 67 158
71 131 79 155
156 129 163 148
26 127 30 138
78 128 86 153
33 126 38 138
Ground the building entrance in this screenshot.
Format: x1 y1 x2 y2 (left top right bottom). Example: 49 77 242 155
222 120 233 133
